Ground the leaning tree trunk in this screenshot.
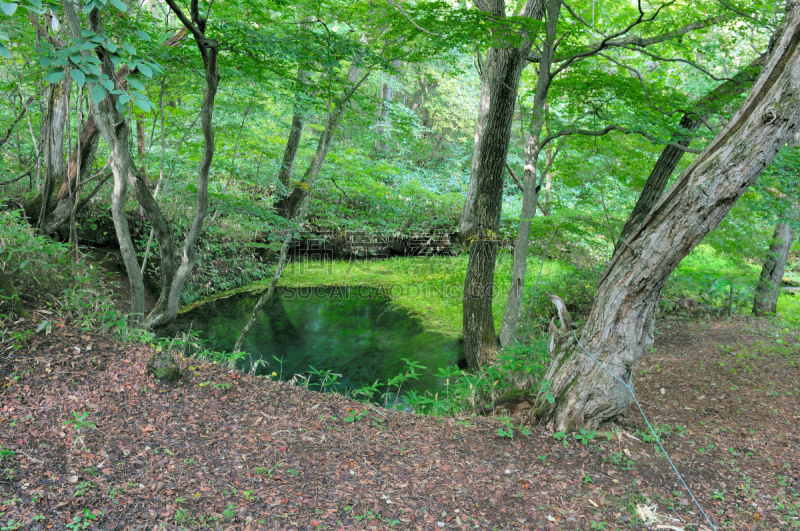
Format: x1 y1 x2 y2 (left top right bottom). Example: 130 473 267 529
499 0 560 348
461 0 544 370
753 221 794 315
275 60 369 220
274 68 310 199
616 53 765 247
534 4 800 431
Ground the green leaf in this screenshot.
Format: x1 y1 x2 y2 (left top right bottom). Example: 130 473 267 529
70 53 82 63
101 79 114 91
108 0 126 11
0 44 9 59
122 44 136 55
40 55 53 67
135 30 151 42
80 29 95 38
117 93 131 104
45 68 65 83
91 84 106 103
127 76 145 91
134 98 152 112
0 2 18 16
137 63 153 77
70 68 86 86
104 41 117 53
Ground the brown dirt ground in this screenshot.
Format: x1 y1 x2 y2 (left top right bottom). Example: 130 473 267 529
0 315 798 530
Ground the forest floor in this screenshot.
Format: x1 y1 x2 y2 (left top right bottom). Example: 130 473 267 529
0 315 798 530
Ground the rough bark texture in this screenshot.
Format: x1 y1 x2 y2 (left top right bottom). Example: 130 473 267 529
617 54 765 246
753 221 794 315
37 76 70 232
461 0 544 370
534 3 800 431
499 0 559 348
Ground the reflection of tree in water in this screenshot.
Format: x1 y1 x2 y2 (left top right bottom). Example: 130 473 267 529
157 286 462 398
264 293 301 346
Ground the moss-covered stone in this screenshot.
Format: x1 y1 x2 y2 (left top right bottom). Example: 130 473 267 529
146 351 181 382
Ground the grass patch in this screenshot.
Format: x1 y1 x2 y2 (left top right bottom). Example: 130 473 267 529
278 255 571 336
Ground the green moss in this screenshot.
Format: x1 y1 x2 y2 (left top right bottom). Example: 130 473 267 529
146 351 181 382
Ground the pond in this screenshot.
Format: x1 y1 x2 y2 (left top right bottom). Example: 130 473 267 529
157 286 463 399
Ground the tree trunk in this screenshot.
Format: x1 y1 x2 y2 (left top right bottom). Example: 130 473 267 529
275 69 309 196
275 61 370 220
753 221 794 315
499 0 560 348
143 5 220 329
37 76 71 232
461 0 544 370
534 4 800 431
375 61 400 153
616 53 766 246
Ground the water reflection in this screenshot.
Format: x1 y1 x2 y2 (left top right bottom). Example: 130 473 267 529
157 286 462 397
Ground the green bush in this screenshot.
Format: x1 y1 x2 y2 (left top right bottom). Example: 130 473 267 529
0 210 143 340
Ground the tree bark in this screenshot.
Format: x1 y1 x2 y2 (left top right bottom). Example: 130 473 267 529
499 0 560 348
616 53 766 246
37 76 71 233
461 0 544 370
270 68 313 210
753 221 794 315
275 60 370 220
534 4 800 431
143 0 220 328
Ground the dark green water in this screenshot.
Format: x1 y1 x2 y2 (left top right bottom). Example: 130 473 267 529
157 286 462 397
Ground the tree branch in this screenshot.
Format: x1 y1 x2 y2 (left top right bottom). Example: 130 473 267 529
539 124 703 153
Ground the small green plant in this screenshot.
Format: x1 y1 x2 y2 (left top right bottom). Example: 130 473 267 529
1 520 23 531
65 509 103 530
573 429 598 445
175 508 190 526
74 481 94 497
63 412 96 431
553 431 569 447
223 503 236 520
496 417 531 438
345 410 368 423
0 446 15 462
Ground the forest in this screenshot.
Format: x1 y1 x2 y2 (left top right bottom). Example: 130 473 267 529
0 0 799 529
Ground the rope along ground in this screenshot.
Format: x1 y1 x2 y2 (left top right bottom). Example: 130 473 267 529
571 330 717 531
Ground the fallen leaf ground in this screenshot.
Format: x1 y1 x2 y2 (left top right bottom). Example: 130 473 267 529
0 315 798 530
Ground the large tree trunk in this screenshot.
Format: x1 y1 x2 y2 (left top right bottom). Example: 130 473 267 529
616 53 766 246
499 0 560 348
36 76 71 232
753 221 794 315
534 4 800 431
461 0 544 370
